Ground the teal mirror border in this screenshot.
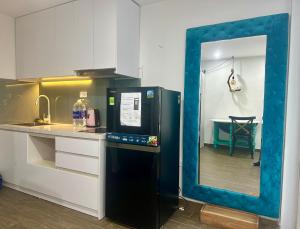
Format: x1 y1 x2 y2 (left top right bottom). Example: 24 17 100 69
183 14 289 218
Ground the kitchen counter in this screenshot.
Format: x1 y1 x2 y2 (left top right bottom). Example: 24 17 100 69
0 123 106 219
0 124 106 140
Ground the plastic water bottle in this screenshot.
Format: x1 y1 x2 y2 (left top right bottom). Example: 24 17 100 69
73 92 89 127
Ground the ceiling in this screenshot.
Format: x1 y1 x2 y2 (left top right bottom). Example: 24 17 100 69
201 35 267 61
0 0 165 18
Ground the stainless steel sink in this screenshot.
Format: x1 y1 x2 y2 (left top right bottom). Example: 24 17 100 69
13 122 54 127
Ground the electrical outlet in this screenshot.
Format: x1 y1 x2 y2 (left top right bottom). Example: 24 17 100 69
80 91 88 98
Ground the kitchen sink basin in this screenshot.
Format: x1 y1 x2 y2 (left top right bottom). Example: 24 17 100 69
13 122 54 127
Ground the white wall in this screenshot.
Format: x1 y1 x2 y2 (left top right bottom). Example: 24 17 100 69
282 0 300 228
0 13 15 79
140 0 292 225
140 0 290 92
201 57 265 149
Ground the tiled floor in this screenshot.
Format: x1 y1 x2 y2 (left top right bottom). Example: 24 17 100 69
0 187 278 229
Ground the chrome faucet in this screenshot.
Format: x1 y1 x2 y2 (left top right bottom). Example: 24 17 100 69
35 95 51 123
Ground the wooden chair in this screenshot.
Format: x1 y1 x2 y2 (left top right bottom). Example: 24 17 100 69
229 116 256 158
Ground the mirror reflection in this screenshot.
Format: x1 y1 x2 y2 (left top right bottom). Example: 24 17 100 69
199 36 266 196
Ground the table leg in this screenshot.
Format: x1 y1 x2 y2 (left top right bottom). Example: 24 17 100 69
213 122 219 149
251 124 257 157
229 124 233 155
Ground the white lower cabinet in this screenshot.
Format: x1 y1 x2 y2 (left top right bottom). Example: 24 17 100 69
0 130 21 184
56 151 99 175
20 164 98 211
0 130 105 219
55 136 99 157
0 131 28 185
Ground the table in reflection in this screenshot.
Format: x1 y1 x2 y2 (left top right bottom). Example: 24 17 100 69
211 119 261 154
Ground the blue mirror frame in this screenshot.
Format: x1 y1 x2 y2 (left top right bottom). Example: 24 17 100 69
183 14 289 218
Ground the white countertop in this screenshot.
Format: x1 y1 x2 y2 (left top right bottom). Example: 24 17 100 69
0 123 106 140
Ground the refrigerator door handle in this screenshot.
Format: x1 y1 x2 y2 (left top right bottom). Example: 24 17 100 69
106 142 160 153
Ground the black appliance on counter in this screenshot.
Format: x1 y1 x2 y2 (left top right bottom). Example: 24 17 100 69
105 87 181 229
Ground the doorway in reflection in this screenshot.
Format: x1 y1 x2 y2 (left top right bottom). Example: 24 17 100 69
199 36 266 196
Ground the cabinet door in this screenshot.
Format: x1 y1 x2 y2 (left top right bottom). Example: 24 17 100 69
55 137 99 157
0 130 14 183
0 15 16 79
34 8 56 77
116 0 140 77
55 2 77 76
93 0 117 69
16 14 36 78
73 0 94 70
0 131 27 185
16 8 56 78
55 0 95 73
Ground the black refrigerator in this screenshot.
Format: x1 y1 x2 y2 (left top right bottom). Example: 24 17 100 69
105 87 181 229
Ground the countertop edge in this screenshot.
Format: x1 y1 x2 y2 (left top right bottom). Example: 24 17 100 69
0 124 106 140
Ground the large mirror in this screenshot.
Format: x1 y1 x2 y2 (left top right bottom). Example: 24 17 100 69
183 14 289 218
198 36 266 196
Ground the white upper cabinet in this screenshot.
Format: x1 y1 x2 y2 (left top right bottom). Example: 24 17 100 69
93 0 140 77
93 0 117 70
16 8 56 78
115 0 140 78
0 14 16 80
55 2 77 76
54 0 94 75
73 0 94 71
16 0 140 79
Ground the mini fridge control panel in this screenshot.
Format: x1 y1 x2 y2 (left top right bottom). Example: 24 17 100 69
106 133 159 147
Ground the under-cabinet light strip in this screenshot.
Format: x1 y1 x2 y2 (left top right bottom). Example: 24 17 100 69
5 83 37 88
40 80 93 87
